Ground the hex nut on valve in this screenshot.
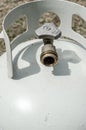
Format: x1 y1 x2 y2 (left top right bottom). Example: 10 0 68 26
35 23 61 67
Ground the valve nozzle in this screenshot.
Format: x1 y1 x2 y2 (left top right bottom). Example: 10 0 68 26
40 44 58 66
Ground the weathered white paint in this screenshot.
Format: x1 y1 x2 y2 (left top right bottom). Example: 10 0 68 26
0 38 86 130
0 0 86 130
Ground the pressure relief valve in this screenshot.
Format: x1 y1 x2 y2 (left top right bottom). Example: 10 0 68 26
35 23 61 67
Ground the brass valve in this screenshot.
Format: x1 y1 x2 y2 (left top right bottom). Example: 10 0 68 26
35 23 61 67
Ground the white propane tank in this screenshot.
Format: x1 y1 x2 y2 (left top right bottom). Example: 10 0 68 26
0 0 86 130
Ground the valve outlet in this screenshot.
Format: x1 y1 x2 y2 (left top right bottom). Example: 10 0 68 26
40 44 58 66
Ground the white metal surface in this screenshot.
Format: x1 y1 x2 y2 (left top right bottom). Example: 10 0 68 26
0 0 86 130
0 39 86 130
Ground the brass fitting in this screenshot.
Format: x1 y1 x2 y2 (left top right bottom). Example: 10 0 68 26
40 44 58 66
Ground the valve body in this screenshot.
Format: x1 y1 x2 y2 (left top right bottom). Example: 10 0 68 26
35 23 61 67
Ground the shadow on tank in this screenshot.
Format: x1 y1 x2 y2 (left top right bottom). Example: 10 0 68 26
53 49 81 76
13 42 41 80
